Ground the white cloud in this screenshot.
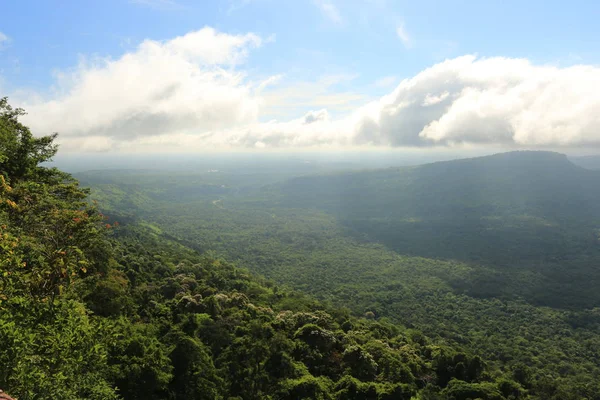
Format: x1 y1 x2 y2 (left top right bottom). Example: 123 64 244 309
396 23 411 48
19 28 264 143
354 56 600 147
313 0 342 24
163 28 261 64
224 55 600 150
422 91 449 106
12 29 600 152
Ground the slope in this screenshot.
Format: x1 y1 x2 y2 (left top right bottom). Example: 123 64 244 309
74 150 600 399
272 151 600 308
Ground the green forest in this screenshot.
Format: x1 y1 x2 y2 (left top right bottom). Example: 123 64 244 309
2 98 600 399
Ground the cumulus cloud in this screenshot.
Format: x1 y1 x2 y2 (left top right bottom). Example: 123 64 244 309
20 28 263 142
12 29 600 152
354 56 600 147
422 91 449 106
212 55 600 150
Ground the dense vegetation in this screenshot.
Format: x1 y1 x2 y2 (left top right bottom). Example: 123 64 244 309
271 151 600 309
77 145 600 398
2 101 570 399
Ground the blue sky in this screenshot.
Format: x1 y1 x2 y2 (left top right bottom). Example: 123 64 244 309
1 0 599 152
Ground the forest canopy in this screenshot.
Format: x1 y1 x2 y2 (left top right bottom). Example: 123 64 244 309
1 98 599 399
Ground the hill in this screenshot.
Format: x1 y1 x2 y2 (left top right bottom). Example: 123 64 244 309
270 151 600 307
277 151 600 224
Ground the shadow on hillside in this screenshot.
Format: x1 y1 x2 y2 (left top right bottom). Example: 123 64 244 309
340 217 600 310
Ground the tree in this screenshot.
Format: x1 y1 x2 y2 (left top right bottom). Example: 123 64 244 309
165 330 222 399
0 97 58 182
0 98 110 302
0 99 118 400
106 322 173 400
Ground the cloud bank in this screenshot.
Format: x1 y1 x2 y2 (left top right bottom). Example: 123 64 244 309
20 28 263 151
13 28 600 152
354 56 600 147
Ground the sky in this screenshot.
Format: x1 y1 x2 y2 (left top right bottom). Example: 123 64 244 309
1 0 599 154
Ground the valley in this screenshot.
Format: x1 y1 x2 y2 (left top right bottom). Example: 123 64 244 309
76 151 600 398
